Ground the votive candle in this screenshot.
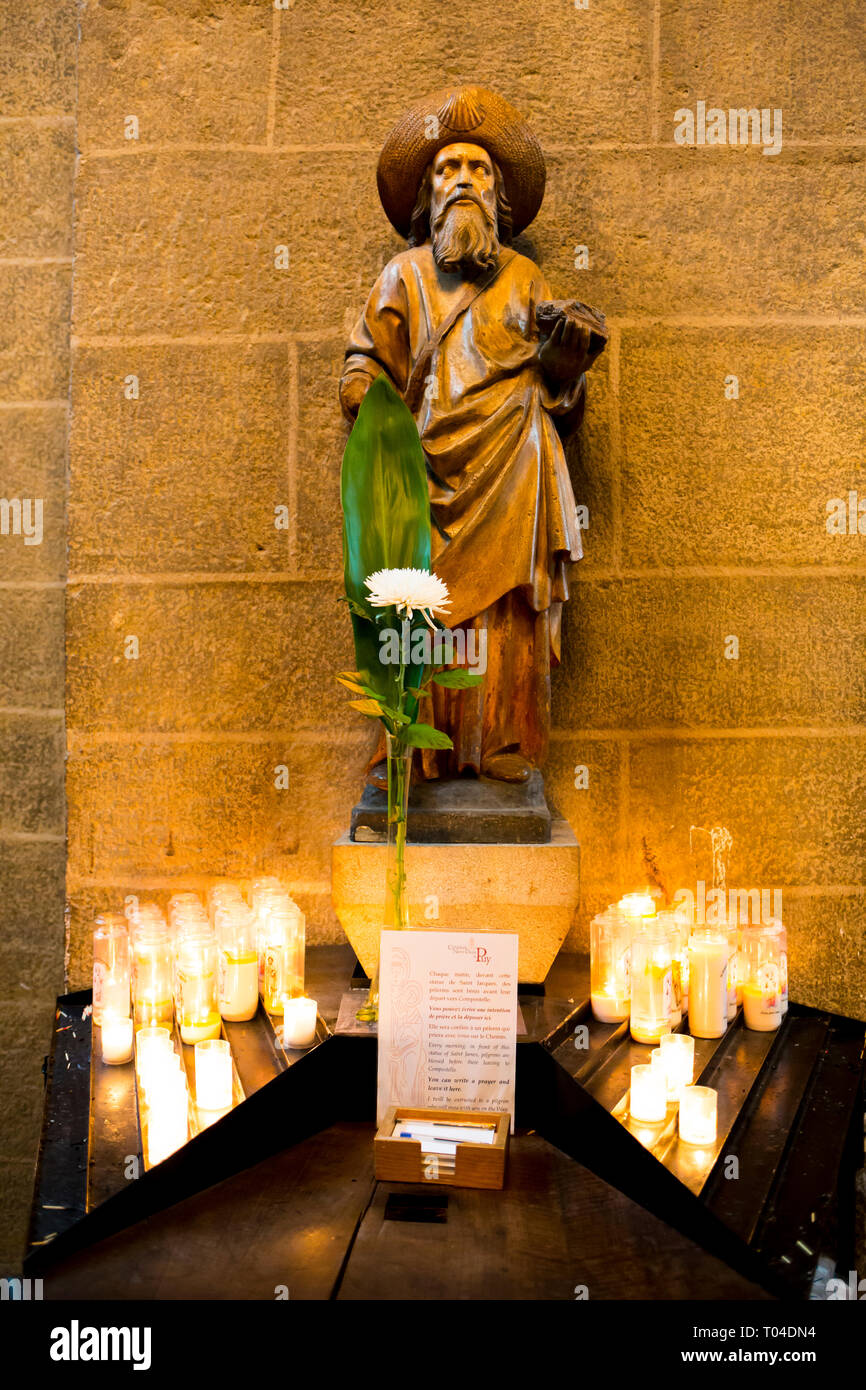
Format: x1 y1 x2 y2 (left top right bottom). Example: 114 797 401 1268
135 1025 172 1075
658 1032 695 1100
146 1074 189 1166
282 995 317 1049
101 1015 133 1065
688 929 728 1039
195 1038 233 1110
679 1085 717 1145
630 1063 667 1123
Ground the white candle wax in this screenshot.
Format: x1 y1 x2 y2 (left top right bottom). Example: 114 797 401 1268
658 1032 695 1100
146 1076 189 1166
688 933 728 1038
195 1038 233 1110
742 977 782 1031
282 996 317 1049
142 1054 183 1107
218 949 258 1022
629 1064 666 1123
590 986 630 1023
135 1025 172 1081
679 1085 717 1145
101 1016 133 1065
650 1048 676 1098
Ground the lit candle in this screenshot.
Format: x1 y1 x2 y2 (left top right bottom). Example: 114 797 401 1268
141 1053 183 1107
195 1039 233 1110
658 1032 695 1100
590 908 631 1023
679 1085 717 1145
650 1048 675 1098
282 995 317 1049
618 891 656 922
216 903 259 1023
725 922 738 1021
135 1025 172 1076
656 910 686 1025
176 932 221 1044
741 926 783 1032
101 1016 133 1065
629 925 672 1045
687 928 728 1039
630 1064 667 1123
146 1074 189 1166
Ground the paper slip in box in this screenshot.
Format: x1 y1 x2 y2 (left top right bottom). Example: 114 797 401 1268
374 1107 509 1190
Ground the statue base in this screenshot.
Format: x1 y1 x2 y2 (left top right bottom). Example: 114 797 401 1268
331 819 580 984
350 770 552 844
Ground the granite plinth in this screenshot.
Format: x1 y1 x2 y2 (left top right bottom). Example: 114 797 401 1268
350 770 552 844
331 819 580 984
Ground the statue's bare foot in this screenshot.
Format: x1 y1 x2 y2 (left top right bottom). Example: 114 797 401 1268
366 759 388 790
482 752 533 783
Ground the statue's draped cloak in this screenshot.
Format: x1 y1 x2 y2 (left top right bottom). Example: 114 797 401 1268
340 245 585 659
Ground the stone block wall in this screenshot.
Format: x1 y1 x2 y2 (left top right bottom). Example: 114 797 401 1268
2 0 865 1264
0 0 76 1270
64 1 864 1018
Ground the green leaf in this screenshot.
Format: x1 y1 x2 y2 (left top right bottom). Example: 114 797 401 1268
341 374 432 702
402 722 453 750
378 705 412 725
347 698 384 717
432 668 484 689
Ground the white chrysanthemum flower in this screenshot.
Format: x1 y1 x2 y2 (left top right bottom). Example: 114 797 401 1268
364 567 451 626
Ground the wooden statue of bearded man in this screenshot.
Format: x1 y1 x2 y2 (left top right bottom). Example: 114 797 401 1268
340 87 606 787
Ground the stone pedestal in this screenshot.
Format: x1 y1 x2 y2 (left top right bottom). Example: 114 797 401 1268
331 819 580 984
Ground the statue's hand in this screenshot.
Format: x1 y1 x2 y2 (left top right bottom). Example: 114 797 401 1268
340 373 370 421
537 316 592 385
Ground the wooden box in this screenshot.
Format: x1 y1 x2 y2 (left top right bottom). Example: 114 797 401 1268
374 1107 509 1190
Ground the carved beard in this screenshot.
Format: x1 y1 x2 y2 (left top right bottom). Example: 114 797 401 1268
430 199 500 277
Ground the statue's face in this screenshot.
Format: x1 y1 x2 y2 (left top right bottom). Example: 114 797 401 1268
429 143 497 225
427 142 499 276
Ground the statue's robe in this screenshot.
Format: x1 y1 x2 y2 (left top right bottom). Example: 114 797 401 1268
339 243 585 776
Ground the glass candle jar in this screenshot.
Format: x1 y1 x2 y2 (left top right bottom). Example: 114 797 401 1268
629 925 673 1045
687 928 729 1039
135 1025 173 1084
194 1038 233 1111
282 995 317 1049
679 1085 717 1146
650 1048 678 1101
101 1016 133 1065
262 899 304 1015
590 908 632 1023
250 881 288 998
132 924 174 1029
725 921 738 1021
630 1063 666 1122
146 1073 189 1166
92 913 130 1026
175 931 221 1044
216 903 259 1022
658 1031 695 1101
207 880 244 927
741 925 783 1032
764 917 788 1014
656 910 686 1026
618 892 657 924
